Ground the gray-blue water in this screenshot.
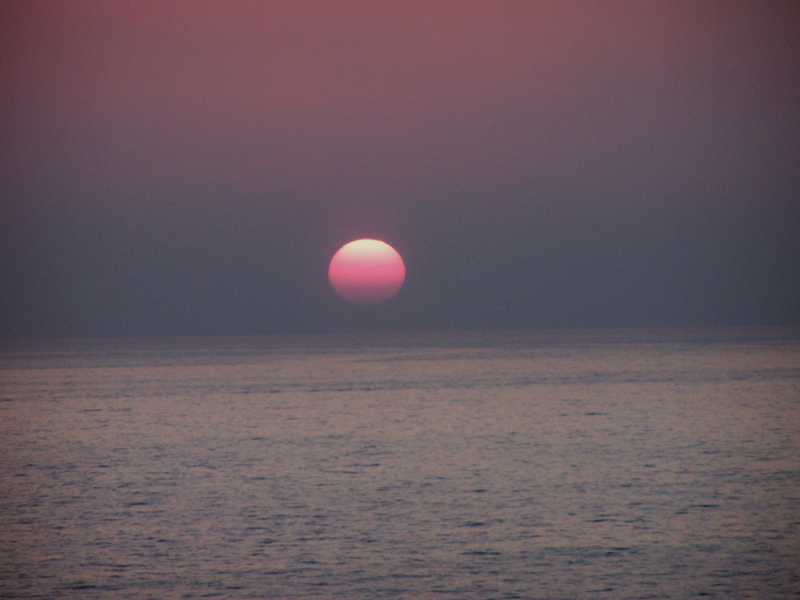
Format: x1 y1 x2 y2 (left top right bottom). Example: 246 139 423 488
1 328 799 599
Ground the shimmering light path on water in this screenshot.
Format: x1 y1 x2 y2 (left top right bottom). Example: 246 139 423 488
1 329 799 598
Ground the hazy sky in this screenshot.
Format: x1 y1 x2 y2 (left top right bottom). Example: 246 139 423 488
2 1 799 338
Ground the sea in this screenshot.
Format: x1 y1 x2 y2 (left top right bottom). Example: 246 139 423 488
1 328 798 599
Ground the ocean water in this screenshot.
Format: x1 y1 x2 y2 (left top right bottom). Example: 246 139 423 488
1 328 798 599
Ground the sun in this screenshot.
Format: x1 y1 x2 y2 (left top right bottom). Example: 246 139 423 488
328 239 406 304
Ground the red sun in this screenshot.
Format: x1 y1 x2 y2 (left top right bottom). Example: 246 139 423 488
328 239 406 304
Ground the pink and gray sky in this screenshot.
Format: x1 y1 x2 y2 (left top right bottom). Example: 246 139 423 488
1 1 798 337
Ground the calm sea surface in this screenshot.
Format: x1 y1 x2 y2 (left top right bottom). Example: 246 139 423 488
1 328 798 599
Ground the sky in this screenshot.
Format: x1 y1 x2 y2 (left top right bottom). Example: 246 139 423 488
1 1 799 338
